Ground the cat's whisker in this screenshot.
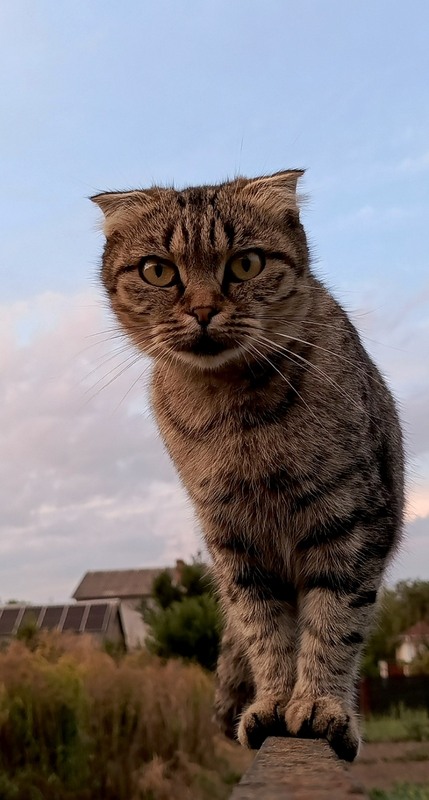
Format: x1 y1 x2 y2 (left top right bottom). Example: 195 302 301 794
243 337 328 434
75 331 131 358
257 316 404 352
112 339 184 412
263 330 384 386
255 332 378 421
84 338 164 400
258 316 348 332
111 360 154 413
85 327 126 338
256 332 357 409
81 344 143 381
81 329 163 384
83 354 145 403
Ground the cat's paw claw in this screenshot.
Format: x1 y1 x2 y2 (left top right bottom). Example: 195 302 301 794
237 699 288 749
285 695 360 762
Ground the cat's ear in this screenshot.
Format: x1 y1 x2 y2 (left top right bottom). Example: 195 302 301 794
239 170 305 215
90 190 155 237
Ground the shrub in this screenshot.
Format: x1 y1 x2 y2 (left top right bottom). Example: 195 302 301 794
0 633 235 800
145 594 221 671
143 557 222 671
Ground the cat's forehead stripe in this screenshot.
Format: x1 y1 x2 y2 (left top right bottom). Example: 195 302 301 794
162 222 176 252
223 220 235 250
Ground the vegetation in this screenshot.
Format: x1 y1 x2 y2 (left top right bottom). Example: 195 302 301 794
143 558 222 671
2 571 429 798
0 632 239 800
410 648 429 676
144 565 429 677
364 707 429 743
369 787 429 800
1 625 429 799
362 581 429 677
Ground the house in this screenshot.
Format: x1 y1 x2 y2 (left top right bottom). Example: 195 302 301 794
0 562 186 651
72 562 184 610
0 600 146 650
396 621 429 671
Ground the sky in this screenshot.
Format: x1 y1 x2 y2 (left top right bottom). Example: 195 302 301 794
0 1 428 603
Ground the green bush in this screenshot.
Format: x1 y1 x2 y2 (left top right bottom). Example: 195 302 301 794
143 558 222 671
145 594 221 671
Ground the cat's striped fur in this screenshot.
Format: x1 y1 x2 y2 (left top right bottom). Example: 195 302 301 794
92 171 404 761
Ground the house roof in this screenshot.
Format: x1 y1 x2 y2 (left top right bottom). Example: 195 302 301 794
0 601 116 636
72 568 173 601
401 621 429 639
0 600 149 651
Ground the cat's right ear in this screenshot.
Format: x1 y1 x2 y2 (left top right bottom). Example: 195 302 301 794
90 190 154 237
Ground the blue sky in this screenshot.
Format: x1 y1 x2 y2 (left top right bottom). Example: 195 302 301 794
0 1 428 602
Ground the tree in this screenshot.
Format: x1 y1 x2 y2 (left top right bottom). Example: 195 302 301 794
410 646 429 676
145 593 221 671
143 557 222 670
151 570 182 609
361 580 429 676
361 588 400 676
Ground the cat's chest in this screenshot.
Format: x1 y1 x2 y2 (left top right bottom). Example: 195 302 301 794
152 371 316 500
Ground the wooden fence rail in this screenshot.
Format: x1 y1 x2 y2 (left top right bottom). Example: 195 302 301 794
229 738 368 799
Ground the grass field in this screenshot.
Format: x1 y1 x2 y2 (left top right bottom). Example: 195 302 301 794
364 707 429 743
369 787 429 800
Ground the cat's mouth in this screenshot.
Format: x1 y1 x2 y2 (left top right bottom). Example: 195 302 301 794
178 331 230 357
190 333 226 356
173 331 242 369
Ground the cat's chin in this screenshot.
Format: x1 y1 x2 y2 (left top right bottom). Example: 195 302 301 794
173 347 242 371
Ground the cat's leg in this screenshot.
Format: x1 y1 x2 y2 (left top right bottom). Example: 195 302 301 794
210 550 297 748
233 600 297 749
214 617 255 739
285 579 379 761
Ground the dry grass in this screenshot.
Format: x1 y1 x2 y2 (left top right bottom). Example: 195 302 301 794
0 633 239 800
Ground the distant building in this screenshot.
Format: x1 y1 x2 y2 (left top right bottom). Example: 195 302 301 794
0 563 186 651
72 563 185 610
396 621 429 672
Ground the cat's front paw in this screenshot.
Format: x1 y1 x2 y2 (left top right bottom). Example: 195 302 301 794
285 695 360 762
237 698 288 749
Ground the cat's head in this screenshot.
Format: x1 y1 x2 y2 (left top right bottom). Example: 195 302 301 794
92 171 310 371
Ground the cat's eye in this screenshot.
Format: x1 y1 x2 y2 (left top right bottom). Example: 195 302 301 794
226 250 265 282
138 257 178 287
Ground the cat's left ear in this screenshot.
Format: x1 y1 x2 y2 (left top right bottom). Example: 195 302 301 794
239 170 305 215
90 190 156 237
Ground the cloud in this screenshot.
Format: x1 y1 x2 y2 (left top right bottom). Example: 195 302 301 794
397 151 429 174
334 204 422 230
407 486 429 523
0 291 198 604
390 513 429 585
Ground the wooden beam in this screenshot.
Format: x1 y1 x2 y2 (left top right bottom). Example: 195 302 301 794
229 738 368 799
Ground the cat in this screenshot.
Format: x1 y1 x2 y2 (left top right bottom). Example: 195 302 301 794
91 171 404 761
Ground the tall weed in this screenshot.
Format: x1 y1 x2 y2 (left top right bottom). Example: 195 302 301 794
0 633 232 800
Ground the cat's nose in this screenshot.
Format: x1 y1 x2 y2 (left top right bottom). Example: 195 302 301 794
191 306 219 326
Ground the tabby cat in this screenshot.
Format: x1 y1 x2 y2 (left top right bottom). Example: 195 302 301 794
92 171 404 761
